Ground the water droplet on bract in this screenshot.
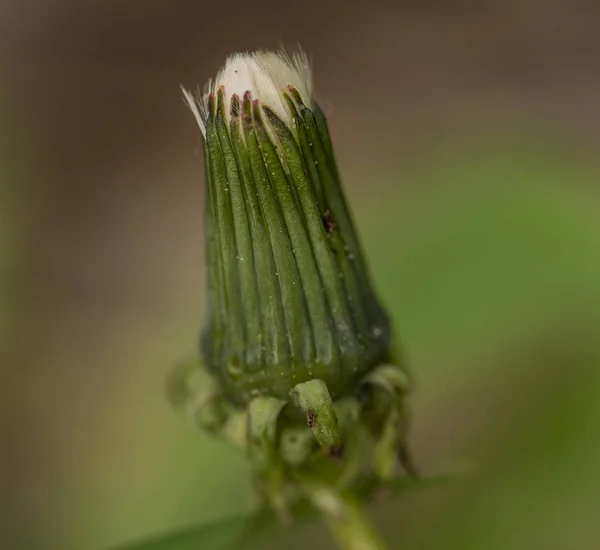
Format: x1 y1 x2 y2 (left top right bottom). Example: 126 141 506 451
372 326 382 338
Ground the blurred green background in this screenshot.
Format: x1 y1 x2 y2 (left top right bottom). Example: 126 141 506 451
2 1 600 549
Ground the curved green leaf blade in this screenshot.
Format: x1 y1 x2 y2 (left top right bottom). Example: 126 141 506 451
110 515 248 550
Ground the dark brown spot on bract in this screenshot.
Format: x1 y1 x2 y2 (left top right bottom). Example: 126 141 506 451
322 210 335 237
306 410 317 428
328 444 344 459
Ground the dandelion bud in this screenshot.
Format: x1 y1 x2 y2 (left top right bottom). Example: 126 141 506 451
182 50 391 406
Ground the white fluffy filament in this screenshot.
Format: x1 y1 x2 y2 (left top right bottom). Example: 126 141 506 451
182 50 313 137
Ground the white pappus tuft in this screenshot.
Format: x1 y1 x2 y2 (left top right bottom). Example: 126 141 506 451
182 50 313 137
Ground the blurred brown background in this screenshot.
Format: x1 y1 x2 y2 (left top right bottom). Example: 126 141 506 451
2 1 600 549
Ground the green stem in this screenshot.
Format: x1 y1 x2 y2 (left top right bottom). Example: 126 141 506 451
324 497 390 550
300 478 390 550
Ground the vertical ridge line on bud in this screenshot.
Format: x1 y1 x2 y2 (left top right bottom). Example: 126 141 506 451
252 102 339 378
215 89 263 371
229 94 290 390
282 93 325 209
243 95 316 385
261 104 361 377
292 90 390 344
282 93 370 348
204 95 247 376
294 90 370 279
312 104 341 181
201 137 225 371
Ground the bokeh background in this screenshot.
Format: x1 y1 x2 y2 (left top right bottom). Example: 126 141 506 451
2 1 600 549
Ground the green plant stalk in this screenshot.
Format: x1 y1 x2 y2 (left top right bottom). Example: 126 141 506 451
296 475 389 550
323 498 390 550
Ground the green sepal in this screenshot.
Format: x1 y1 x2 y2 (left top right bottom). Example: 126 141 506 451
220 409 248 450
372 407 404 481
247 396 287 469
215 88 262 368
286 88 390 352
231 94 289 381
252 101 337 375
245 93 310 359
204 93 246 378
289 378 343 454
281 94 371 351
262 105 361 378
190 390 229 434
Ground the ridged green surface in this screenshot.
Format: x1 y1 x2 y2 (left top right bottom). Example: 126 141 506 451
201 87 391 405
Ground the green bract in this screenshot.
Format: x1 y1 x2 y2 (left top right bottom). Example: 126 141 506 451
172 50 414 522
203 87 391 405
